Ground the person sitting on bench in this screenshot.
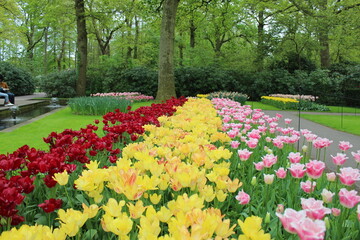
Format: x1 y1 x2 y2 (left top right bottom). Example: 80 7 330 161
0 74 15 105
0 92 13 106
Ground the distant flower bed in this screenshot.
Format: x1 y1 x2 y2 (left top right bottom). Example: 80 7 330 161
261 96 299 110
261 95 330 111
91 92 154 101
270 94 317 102
204 91 249 105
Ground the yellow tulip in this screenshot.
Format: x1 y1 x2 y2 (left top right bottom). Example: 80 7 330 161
53 170 69 186
237 216 271 240
150 193 162 205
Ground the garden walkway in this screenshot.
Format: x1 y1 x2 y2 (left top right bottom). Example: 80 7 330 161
264 110 360 189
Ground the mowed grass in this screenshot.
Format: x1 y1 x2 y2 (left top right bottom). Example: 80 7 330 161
300 114 360 136
0 101 154 154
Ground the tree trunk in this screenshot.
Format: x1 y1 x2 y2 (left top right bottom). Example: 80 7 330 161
43 27 48 74
134 17 139 59
156 0 179 101
255 10 265 71
189 19 196 48
318 0 330 68
75 0 87 96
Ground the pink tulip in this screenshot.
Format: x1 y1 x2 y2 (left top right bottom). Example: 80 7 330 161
288 152 303 164
313 137 332 149
245 138 258 149
306 160 325 179
237 149 252 161
262 154 278 168
265 137 272 142
276 204 284 213
227 130 238 138
301 198 331 220
337 167 360 186
235 190 250 205
275 167 287 179
357 205 360 221
247 129 261 139
295 218 326 240
230 141 240 149
326 172 336 182
339 141 353 151
331 153 348 165
288 163 306 178
339 188 360 208
351 150 360 163
321 189 334 203
253 161 264 171
276 113 283 119
272 137 284 149
331 208 341 217
304 133 318 142
276 208 307 234
285 118 292 124
301 180 316 193
264 174 275 184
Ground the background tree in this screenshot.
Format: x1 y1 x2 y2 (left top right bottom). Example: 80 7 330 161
156 0 180 101
75 0 87 96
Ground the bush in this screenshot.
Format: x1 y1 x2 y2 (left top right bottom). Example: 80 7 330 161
0 61 35 95
38 69 77 98
87 66 157 97
68 96 132 115
175 66 239 97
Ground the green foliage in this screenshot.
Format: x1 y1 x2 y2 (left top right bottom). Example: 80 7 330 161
87 66 157 97
38 69 77 98
0 61 35 95
207 91 248 105
174 66 241 97
269 53 317 73
251 69 298 100
68 96 131 115
298 100 330 112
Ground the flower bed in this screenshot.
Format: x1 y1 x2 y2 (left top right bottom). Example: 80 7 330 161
261 96 299 110
90 92 154 101
0 97 359 239
261 95 330 111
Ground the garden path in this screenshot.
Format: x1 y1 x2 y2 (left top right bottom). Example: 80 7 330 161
264 110 360 189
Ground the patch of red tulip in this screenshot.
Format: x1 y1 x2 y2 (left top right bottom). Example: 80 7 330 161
0 97 187 226
38 198 63 213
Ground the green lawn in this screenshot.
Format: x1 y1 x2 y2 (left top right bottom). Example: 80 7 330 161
300 114 360 136
245 101 281 110
0 107 103 154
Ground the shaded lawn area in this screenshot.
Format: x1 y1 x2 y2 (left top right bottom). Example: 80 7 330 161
0 107 103 154
0 101 154 154
300 114 360 136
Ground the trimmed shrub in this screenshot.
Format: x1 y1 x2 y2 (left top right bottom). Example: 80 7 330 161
38 69 77 98
0 61 35 95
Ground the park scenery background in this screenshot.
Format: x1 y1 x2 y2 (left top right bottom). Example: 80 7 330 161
1 0 360 239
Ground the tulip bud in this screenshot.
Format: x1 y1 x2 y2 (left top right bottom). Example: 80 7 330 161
302 145 308 153
325 217 330 229
276 204 284 213
251 176 257 186
265 212 271 224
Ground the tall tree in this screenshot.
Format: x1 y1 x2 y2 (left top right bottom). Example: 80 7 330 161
156 0 180 101
75 0 87 96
